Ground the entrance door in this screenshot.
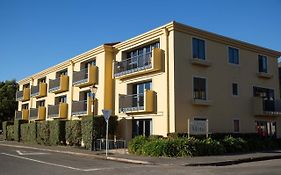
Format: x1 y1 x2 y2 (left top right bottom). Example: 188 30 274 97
132 119 152 137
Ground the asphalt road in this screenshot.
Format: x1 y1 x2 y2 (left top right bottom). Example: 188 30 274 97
0 143 281 175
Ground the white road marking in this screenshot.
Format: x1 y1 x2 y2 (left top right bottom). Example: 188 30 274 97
16 150 49 156
1 153 112 172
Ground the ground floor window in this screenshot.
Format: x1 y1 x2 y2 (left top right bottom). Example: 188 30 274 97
132 119 152 137
233 119 240 133
255 121 276 138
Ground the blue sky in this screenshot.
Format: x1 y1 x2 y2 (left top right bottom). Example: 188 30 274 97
0 0 280 81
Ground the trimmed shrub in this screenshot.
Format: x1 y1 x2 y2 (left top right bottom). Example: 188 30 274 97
20 122 37 144
49 120 66 145
128 136 148 155
6 125 14 141
37 121 50 145
14 120 27 142
2 121 13 140
81 116 118 150
65 120 82 146
222 135 247 153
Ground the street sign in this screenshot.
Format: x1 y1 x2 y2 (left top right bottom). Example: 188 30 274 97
102 109 112 157
188 119 209 138
102 109 112 122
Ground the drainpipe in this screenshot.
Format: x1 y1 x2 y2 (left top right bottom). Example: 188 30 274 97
70 60 74 120
164 27 170 135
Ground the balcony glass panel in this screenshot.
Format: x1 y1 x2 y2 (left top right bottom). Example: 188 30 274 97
119 93 144 112
114 52 152 77
73 68 88 85
29 108 38 120
48 105 59 118
49 78 60 92
72 100 88 115
31 86 39 97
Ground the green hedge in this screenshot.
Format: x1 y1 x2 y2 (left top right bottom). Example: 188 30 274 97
81 116 118 150
65 120 82 146
14 120 27 142
6 125 14 141
20 123 37 144
2 121 13 140
37 121 50 145
129 135 281 157
49 120 65 145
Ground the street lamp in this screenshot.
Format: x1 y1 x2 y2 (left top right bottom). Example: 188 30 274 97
90 86 97 151
90 86 97 117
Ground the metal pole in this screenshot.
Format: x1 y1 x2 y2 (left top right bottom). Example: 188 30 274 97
188 118 190 138
206 119 209 138
106 120 109 157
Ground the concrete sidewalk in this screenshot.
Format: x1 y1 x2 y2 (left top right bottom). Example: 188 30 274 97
1 141 281 166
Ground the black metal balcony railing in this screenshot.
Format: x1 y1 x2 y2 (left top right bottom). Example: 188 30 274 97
114 52 152 77
263 100 281 113
29 108 38 120
193 91 207 100
49 78 60 92
48 105 59 118
73 68 88 85
72 100 88 115
119 93 144 112
15 111 22 120
31 85 39 97
16 91 23 101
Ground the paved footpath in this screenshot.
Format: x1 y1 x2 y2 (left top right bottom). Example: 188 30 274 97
1 140 281 166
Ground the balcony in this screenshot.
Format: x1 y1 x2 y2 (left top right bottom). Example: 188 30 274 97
114 48 162 79
71 96 96 116
29 107 46 120
48 103 68 119
16 88 30 101
256 72 273 79
190 58 211 67
49 75 69 94
30 83 47 98
252 97 281 117
15 109 29 120
73 65 98 88
119 90 156 114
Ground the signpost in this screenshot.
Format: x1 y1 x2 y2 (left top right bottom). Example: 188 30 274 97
188 119 209 138
102 109 112 157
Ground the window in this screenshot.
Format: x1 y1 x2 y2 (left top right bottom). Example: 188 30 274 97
193 77 207 100
22 104 29 109
228 47 239 64
256 121 276 138
233 119 240 132
258 55 268 73
82 59 96 69
192 38 205 60
38 77 46 84
36 100 45 108
132 119 152 137
55 95 67 105
232 83 238 96
56 69 68 78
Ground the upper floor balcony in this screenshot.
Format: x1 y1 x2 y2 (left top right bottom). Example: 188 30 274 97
48 103 68 119
114 48 163 79
71 96 97 116
29 107 46 121
73 65 98 88
30 83 47 98
15 109 29 120
49 75 69 94
119 90 156 114
16 88 30 101
253 97 281 117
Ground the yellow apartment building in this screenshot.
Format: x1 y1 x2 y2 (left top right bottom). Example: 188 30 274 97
15 21 281 140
